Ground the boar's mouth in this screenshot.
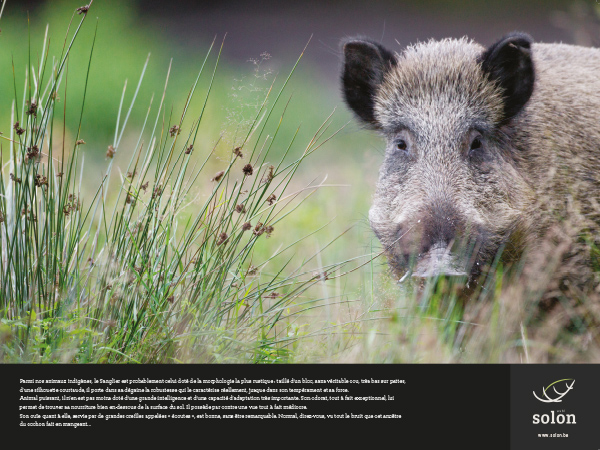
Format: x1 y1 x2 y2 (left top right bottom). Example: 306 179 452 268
387 234 489 283
410 244 468 278
374 214 492 282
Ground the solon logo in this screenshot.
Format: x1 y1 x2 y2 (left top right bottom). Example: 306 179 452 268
532 379 576 425
533 379 575 403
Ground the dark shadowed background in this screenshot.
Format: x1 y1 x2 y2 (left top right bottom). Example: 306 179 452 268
5 0 598 149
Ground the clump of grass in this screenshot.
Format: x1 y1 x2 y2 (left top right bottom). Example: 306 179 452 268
316 216 600 364
0 3 345 363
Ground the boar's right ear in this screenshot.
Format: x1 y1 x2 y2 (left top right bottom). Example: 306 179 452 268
341 38 397 128
479 32 535 123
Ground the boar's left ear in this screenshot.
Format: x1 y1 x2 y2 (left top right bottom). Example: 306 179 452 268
479 32 535 123
341 38 397 128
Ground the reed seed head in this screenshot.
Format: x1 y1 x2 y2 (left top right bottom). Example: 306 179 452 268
13 122 25 136
26 100 38 117
217 232 229 245
211 170 225 182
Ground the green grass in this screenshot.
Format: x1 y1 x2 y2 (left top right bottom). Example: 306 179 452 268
0 3 355 363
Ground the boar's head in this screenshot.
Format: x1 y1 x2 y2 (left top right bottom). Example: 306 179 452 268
341 34 537 280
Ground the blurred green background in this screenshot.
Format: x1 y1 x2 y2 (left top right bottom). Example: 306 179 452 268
1 0 598 273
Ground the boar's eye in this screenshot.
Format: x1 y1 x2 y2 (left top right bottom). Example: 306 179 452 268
395 139 408 152
468 136 483 158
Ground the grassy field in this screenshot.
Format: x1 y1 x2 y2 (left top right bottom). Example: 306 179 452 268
1 1 598 364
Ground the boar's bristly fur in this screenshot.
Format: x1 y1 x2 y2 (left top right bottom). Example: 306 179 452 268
341 33 600 315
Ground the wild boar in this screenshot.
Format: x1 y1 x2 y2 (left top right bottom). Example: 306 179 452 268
341 33 600 288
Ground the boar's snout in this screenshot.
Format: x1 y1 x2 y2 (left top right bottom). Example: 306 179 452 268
392 201 474 279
